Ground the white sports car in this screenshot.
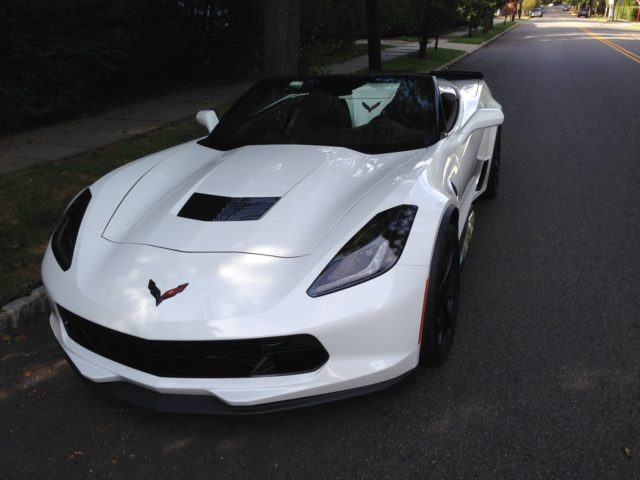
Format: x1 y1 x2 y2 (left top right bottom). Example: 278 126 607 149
42 72 504 413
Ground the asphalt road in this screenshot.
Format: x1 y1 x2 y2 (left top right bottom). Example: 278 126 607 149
2 13 640 480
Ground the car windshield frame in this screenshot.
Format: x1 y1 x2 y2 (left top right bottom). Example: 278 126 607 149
199 74 441 155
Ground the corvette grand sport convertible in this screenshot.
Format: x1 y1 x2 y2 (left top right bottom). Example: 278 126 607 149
42 72 504 413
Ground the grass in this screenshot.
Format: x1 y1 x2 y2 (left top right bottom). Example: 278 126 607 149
394 36 419 42
393 20 515 45
447 21 515 44
0 118 207 307
306 43 395 73
375 48 465 72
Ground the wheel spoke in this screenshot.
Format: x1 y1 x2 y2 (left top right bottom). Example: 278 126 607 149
421 226 461 364
440 254 454 285
439 300 452 332
439 269 459 293
439 254 459 294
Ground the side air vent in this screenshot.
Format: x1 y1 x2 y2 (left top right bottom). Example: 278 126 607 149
177 193 279 221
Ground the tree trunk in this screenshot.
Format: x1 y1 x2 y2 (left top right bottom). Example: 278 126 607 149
264 0 301 76
416 1 430 59
366 0 382 71
417 39 428 58
482 9 492 33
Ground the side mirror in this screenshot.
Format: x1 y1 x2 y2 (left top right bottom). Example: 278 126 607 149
196 110 219 133
457 109 504 144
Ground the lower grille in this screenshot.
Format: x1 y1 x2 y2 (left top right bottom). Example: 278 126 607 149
58 305 329 378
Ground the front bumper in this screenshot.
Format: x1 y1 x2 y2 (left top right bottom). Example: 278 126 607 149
47 261 427 412
63 352 414 414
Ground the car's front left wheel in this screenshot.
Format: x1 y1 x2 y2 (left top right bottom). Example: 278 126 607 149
420 223 460 366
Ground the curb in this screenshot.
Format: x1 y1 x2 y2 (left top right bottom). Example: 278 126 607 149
1 286 49 331
437 22 519 71
0 22 520 332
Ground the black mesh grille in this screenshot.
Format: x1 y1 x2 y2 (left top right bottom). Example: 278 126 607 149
58 305 329 378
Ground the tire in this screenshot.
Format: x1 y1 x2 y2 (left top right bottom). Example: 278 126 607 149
420 223 461 366
483 125 501 199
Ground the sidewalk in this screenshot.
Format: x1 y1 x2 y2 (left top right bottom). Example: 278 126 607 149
0 82 253 174
0 31 492 175
331 30 485 73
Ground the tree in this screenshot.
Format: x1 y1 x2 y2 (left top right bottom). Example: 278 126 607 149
264 0 301 76
458 0 483 36
412 0 456 59
413 0 432 58
366 0 381 70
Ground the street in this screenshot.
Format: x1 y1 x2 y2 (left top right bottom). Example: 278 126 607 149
2 13 640 479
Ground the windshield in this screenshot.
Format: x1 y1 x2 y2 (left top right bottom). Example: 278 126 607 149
200 75 440 155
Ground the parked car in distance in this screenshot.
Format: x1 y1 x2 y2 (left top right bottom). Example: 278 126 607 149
577 6 590 17
531 7 544 16
562 5 570 11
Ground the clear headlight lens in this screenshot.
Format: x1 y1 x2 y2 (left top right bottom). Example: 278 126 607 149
307 204 418 297
51 188 92 271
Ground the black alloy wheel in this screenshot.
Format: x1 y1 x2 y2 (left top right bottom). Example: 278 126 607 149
420 224 461 365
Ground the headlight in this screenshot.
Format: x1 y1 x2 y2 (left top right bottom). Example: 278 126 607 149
307 204 418 297
51 188 92 271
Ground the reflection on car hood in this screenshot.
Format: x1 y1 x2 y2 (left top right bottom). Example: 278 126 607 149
102 142 419 257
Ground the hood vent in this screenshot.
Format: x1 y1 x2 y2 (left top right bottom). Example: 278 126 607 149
177 193 279 221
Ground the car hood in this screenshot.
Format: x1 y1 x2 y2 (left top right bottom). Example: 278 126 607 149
102 142 419 257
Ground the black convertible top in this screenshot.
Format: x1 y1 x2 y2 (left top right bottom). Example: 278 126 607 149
200 74 442 155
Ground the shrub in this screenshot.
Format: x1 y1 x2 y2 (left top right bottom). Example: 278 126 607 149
0 0 263 133
617 5 639 20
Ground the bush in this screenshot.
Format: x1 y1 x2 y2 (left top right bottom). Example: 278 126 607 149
300 0 365 70
0 0 263 133
379 0 416 37
617 5 639 20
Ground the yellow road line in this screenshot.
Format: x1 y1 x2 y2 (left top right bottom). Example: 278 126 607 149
585 29 640 61
581 28 640 64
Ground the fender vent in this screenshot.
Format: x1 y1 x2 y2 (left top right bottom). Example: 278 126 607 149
476 160 489 191
178 193 279 221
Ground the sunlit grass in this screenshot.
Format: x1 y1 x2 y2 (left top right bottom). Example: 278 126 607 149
447 21 516 44
376 48 465 72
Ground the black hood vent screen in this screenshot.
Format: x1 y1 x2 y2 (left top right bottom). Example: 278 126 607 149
178 193 279 221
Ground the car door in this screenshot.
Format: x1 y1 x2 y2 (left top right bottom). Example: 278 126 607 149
438 84 483 198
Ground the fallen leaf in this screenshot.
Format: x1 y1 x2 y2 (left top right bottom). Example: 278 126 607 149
24 370 33 377
623 446 632 458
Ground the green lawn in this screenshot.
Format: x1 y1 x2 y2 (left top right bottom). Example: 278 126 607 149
394 36 419 42
307 43 395 73
447 21 516 44
0 118 206 307
376 48 465 72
